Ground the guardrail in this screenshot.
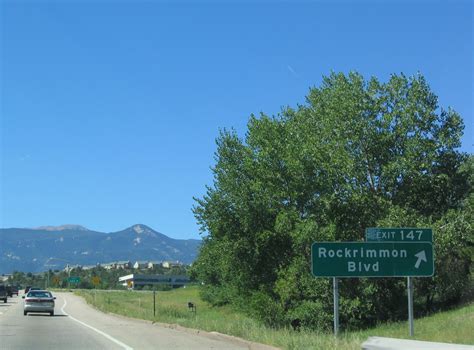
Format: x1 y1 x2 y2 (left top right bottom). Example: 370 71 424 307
362 337 474 350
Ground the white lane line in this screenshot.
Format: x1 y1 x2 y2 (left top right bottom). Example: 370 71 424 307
61 297 133 350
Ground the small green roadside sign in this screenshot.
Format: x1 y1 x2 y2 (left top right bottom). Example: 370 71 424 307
68 276 81 284
311 242 434 277
365 228 432 242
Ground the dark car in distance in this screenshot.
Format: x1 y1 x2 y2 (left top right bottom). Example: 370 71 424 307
11 285 19 296
7 285 19 296
0 285 7 303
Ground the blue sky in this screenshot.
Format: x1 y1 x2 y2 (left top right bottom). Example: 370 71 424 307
1 1 472 239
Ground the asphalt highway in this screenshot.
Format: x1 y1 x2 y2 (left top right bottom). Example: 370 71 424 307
0 292 267 350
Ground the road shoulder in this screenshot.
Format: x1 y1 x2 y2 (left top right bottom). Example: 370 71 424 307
61 292 280 350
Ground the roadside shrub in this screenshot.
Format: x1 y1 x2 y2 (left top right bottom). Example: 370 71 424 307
247 291 285 327
199 284 235 306
286 300 332 331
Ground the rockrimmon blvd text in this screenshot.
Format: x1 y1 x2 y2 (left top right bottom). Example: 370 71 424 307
317 247 408 259
317 247 408 272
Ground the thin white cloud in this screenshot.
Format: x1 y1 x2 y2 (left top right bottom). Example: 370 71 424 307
287 65 298 77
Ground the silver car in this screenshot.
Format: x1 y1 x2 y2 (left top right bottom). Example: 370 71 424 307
23 290 56 316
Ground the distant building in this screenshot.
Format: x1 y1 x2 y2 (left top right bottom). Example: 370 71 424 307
101 262 116 270
133 261 148 269
82 265 97 271
147 261 161 269
116 261 131 269
162 261 182 269
0 274 12 282
64 264 82 272
118 274 190 289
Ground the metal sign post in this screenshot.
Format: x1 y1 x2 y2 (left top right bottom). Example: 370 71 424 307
333 278 339 336
407 277 414 336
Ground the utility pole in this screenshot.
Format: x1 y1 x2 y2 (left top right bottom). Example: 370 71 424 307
67 265 71 290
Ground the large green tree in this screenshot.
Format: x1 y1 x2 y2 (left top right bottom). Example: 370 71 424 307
192 72 472 330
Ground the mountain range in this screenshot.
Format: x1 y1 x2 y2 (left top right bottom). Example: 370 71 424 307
0 224 201 274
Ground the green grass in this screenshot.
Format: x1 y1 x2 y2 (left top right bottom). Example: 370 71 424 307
75 287 474 350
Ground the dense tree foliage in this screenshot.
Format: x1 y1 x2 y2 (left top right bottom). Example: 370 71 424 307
192 72 473 330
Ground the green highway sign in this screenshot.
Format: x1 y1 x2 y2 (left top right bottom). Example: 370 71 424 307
365 228 432 242
311 242 434 277
68 276 81 283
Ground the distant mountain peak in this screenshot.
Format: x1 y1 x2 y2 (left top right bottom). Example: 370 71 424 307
130 224 158 237
0 225 201 274
132 224 146 233
33 224 89 231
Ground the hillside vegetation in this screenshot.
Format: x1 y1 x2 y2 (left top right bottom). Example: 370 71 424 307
191 72 474 330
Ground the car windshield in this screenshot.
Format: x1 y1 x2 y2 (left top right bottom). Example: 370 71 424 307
28 292 52 298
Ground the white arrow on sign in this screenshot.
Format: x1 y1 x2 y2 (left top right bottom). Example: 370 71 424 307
414 251 427 269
